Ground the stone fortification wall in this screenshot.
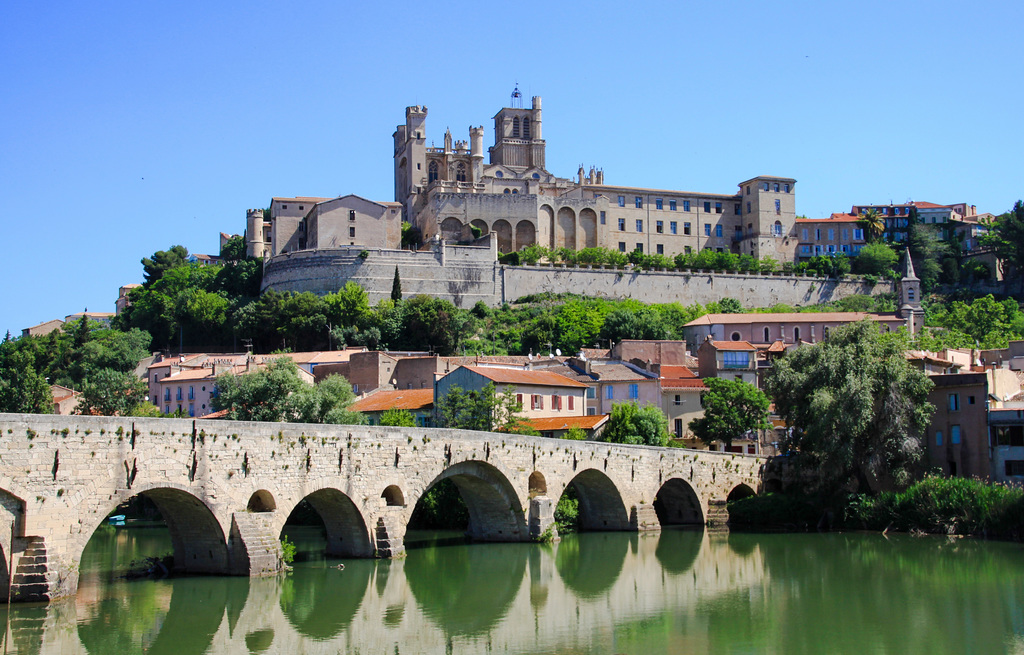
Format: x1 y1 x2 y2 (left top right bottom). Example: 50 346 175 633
263 245 893 308
501 265 893 306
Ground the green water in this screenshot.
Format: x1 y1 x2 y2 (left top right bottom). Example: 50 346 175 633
1 526 1023 654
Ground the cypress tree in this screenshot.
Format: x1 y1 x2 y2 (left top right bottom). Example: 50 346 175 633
391 266 402 301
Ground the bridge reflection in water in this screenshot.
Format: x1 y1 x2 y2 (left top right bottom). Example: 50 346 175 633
4 528 1024 654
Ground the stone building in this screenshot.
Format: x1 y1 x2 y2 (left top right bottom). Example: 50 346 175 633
394 89 799 261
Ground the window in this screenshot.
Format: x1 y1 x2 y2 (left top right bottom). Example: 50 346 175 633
635 243 643 252
683 222 691 235
532 394 543 410
704 201 711 213
618 218 626 231
523 118 531 138
802 228 808 241
568 396 574 410
618 242 626 252
495 170 503 178
773 220 783 236
723 351 750 368
704 224 711 236
586 387 595 399
685 246 692 254
951 425 961 444
908 289 915 302
532 172 539 179
618 195 625 207
746 186 751 195
784 183 790 193
656 220 663 233
656 244 664 255
188 403 195 418
600 211 606 225
828 229 835 241
1006 461 1024 476
715 225 723 237
517 393 523 407
455 162 466 182
636 219 644 232
683 200 691 212
670 221 677 234
629 384 639 400
735 203 741 215
800 245 810 255
763 182 770 191
746 201 751 214
968 395 976 405
164 389 170 402
656 198 663 210
552 394 561 410
188 386 194 400
605 386 613 400
349 226 356 238
936 431 943 446
815 228 821 240
854 228 864 241
763 327 770 342
842 229 849 241
675 419 683 438
775 199 781 213
428 161 438 183
635 197 643 208
176 387 182 401
949 393 960 411
715 202 723 214
773 183 780 192
674 394 682 406
793 327 801 341
670 200 677 211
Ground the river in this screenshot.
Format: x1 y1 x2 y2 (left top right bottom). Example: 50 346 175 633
1 524 1023 654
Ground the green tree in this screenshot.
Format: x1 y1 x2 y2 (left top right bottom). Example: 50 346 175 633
600 402 670 446
982 200 1024 289
858 209 885 242
391 266 402 302
906 215 949 291
717 298 743 314
141 245 189 286
288 374 364 424
852 242 899 276
379 408 417 427
398 295 471 355
211 358 304 422
764 320 934 492
563 427 587 441
220 235 246 262
76 369 149 417
688 378 770 450
434 383 533 433
400 222 422 250
0 345 51 414
555 299 607 353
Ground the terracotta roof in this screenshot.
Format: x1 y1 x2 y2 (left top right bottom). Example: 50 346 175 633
523 415 609 431
587 363 654 382
912 201 948 209
204 409 230 419
460 366 589 388
579 348 612 359
348 388 434 413
767 340 787 353
686 312 899 326
160 369 217 383
661 378 707 389
795 213 860 223
444 356 534 368
660 365 697 379
710 341 757 351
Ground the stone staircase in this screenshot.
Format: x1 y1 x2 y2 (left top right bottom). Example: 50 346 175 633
374 517 405 558
230 513 282 576
9 537 50 603
705 500 730 533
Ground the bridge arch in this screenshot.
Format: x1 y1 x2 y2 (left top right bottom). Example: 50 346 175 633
284 488 373 558
381 485 405 507
247 490 276 512
560 469 629 531
653 478 704 526
727 483 756 502
415 460 527 542
77 483 230 580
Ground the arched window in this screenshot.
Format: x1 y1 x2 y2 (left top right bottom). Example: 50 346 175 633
512 189 518 194
512 117 520 138
773 220 783 236
731 332 741 341
793 326 801 342
523 117 531 138
763 327 770 343
504 188 511 194
428 161 439 183
455 162 466 182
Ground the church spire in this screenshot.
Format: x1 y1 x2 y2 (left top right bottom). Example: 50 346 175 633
902 249 918 281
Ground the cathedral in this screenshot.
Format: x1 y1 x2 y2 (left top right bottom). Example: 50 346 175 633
394 88 799 261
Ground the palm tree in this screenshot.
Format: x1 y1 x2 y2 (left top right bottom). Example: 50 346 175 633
859 208 885 242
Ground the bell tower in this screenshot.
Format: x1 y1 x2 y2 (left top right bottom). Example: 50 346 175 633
488 87 545 171
897 250 925 334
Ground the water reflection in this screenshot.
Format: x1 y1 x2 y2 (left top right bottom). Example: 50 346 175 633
0 527 1020 654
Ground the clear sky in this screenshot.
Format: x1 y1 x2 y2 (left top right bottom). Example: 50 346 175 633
2 0 1022 337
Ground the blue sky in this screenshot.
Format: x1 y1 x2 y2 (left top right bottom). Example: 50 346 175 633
2 0 1022 337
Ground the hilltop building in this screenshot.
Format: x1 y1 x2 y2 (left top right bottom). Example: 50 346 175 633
393 88 798 261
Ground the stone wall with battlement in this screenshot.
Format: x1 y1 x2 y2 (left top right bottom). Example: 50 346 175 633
262 245 893 308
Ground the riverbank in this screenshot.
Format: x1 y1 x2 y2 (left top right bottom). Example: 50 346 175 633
728 476 1024 541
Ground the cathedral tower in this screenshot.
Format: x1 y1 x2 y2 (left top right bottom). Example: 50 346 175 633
488 90 545 170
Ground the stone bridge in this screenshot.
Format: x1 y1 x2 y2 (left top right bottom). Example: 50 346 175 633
0 414 764 603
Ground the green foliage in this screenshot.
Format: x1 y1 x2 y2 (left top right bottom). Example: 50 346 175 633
554 484 580 533
981 200 1024 286
563 427 588 441
858 208 885 242
726 492 825 529
408 478 468 529
0 343 51 414
688 378 770 449
600 402 670 447
76 369 149 417
907 218 950 292
379 408 416 427
141 245 188 286
400 222 422 250
280 535 296 565
717 298 743 314
929 294 1024 348
852 242 899 276
845 475 1024 538
288 374 364 425
765 320 934 492
435 383 534 434
220 235 246 262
